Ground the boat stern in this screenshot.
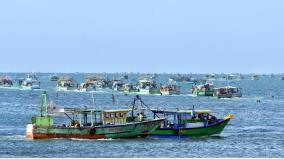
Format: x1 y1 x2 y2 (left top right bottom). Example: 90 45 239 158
26 124 34 139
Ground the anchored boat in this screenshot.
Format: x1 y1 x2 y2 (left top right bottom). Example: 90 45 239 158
192 83 214 96
150 108 233 138
160 79 180 95
26 92 165 139
213 86 242 98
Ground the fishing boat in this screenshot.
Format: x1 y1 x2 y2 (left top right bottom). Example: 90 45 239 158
251 74 259 80
78 76 107 92
56 77 77 91
171 74 196 83
49 75 59 81
21 74 41 90
137 77 161 95
150 108 234 138
0 76 13 88
205 74 217 81
26 92 166 140
160 79 180 95
192 83 214 96
123 84 139 93
112 80 125 91
213 86 242 98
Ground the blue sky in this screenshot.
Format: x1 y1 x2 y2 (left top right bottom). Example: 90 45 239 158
0 0 283 74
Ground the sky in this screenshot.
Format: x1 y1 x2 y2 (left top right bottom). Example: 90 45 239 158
0 0 283 74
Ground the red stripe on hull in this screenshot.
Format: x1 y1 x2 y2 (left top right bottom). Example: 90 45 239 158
31 133 106 139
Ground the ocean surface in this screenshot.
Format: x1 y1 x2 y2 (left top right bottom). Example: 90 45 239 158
0 73 283 158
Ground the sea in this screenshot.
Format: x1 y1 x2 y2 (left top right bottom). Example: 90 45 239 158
0 73 283 158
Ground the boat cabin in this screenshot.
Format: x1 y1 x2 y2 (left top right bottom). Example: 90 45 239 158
48 108 132 127
151 109 217 129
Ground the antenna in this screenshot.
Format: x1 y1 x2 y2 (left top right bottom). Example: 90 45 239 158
91 92 96 109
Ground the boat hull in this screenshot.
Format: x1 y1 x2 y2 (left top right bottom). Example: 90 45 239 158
56 86 77 91
193 90 214 96
214 93 242 98
138 88 161 95
160 90 180 95
150 118 231 137
27 118 165 140
21 85 41 90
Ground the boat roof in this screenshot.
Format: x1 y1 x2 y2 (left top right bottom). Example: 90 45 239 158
214 86 238 90
50 107 131 114
151 109 211 114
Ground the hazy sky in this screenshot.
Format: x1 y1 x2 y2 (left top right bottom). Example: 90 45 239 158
0 0 283 73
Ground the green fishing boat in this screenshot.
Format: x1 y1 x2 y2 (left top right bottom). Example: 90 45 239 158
26 92 165 140
150 108 233 138
192 83 214 96
137 77 161 95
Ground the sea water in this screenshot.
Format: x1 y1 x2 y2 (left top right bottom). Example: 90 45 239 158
0 73 283 157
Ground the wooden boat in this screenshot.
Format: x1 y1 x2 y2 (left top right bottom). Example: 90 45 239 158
213 86 242 98
0 76 13 88
56 77 77 91
26 92 166 140
192 83 214 96
160 79 180 95
21 73 41 90
137 77 161 95
150 108 234 137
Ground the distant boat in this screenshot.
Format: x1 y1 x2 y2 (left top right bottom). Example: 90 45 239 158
123 83 139 93
0 76 13 88
56 77 77 91
49 75 59 81
21 73 41 90
150 108 234 138
192 83 214 96
112 79 125 91
170 74 195 83
78 76 109 92
26 92 166 140
137 77 161 95
251 74 259 80
160 79 180 95
213 86 242 98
